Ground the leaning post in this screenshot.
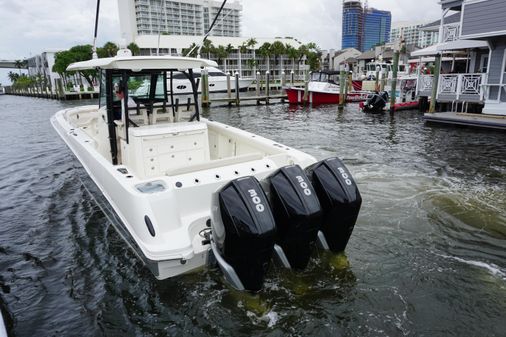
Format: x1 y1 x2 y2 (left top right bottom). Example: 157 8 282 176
265 71 270 105
235 72 240 106
256 71 261 104
390 41 401 113
201 68 210 107
339 64 346 110
429 53 442 113
303 70 310 104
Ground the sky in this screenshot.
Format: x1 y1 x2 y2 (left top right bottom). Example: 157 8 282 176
0 0 442 85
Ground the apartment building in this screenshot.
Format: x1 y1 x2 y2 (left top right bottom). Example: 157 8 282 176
119 0 242 42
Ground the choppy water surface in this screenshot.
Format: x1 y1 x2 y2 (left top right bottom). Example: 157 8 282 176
0 95 505 337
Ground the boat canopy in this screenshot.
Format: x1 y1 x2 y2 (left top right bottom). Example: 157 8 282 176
67 56 218 71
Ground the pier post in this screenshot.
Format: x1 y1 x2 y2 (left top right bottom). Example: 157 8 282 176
235 72 240 106
265 71 270 105
375 66 380 92
339 64 345 110
390 47 400 113
281 71 286 88
256 72 261 104
303 71 309 105
429 53 442 113
227 72 232 104
201 68 210 107
291 71 294 86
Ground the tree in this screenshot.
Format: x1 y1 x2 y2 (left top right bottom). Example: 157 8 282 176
183 43 198 57
201 39 215 59
257 42 272 72
225 44 234 71
14 60 26 75
97 41 119 58
213 45 229 69
127 42 141 56
53 45 97 88
8 71 19 84
285 44 300 71
270 41 286 75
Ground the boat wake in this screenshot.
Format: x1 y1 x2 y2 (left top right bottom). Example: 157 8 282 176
437 254 506 281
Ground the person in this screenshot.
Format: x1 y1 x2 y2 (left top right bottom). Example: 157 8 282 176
113 82 137 120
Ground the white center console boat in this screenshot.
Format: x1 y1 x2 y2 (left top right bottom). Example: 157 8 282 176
51 50 362 292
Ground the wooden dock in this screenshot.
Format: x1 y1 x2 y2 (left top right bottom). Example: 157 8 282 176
424 112 506 131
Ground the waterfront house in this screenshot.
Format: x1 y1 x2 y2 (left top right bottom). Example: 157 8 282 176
412 0 506 116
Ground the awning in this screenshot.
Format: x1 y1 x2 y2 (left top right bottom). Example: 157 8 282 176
411 40 489 57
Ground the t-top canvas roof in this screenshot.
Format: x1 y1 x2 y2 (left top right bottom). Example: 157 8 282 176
67 55 218 72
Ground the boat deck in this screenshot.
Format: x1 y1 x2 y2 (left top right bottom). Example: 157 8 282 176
423 112 506 131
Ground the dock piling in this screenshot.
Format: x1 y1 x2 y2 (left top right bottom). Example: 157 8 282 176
265 71 270 105
429 54 442 113
201 68 210 107
235 72 240 106
390 48 400 113
226 72 232 105
303 71 309 105
339 65 345 110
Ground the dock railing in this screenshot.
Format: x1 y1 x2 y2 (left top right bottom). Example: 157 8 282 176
436 73 486 102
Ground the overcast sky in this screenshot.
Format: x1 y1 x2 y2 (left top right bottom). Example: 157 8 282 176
0 0 442 85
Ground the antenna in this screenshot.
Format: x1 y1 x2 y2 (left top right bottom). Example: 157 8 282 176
186 0 229 57
92 0 101 59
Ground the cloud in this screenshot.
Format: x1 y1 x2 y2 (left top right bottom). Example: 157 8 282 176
0 0 442 84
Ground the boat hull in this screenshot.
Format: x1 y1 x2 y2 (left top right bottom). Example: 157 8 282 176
51 106 317 280
285 87 370 105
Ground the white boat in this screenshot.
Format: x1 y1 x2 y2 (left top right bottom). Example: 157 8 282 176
51 50 362 291
169 67 253 95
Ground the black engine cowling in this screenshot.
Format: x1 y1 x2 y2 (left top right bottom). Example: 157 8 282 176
211 176 276 292
305 157 362 252
266 165 322 269
363 91 389 113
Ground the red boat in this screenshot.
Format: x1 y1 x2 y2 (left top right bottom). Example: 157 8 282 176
285 71 370 105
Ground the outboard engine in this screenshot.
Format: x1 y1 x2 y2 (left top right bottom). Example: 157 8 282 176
210 176 276 292
265 165 322 270
305 157 362 253
362 91 389 113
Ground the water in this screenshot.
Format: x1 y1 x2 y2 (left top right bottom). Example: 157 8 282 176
0 95 505 337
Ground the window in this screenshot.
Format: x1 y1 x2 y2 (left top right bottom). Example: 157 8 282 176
480 55 489 73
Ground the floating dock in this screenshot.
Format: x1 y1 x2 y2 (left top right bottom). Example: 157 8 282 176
423 112 506 131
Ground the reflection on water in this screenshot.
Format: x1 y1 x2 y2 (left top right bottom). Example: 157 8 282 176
0 95 505 336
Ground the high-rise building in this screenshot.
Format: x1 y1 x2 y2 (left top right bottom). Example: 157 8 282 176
390 21 439 48
119 0 242 43
362 7 391 51
341 1 391 52
342 0 363 50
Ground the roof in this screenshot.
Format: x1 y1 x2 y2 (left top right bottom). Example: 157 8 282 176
357 50 376 60
67 55 218 71
134 35 303 50
421 12 462 31
411 40 488 57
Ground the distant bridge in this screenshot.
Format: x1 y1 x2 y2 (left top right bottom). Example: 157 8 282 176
0 60 28 69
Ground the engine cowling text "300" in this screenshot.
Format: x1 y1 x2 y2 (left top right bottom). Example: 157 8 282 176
248 189 265 212
296 176 312 196
338 167 353 186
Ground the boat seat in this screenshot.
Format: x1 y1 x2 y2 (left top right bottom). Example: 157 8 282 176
152 108 174 124
125 122 211 178
165 152 264 176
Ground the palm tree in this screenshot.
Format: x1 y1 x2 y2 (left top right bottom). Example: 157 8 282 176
270 41 286 77
285 44 300 76
225 44 234 72
183 43 198 57
214 45 229 70
8 71 19 83
127 42 141 56
102 42 119 57
14 60 25 75
246 38 258 74
257 42 272 73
